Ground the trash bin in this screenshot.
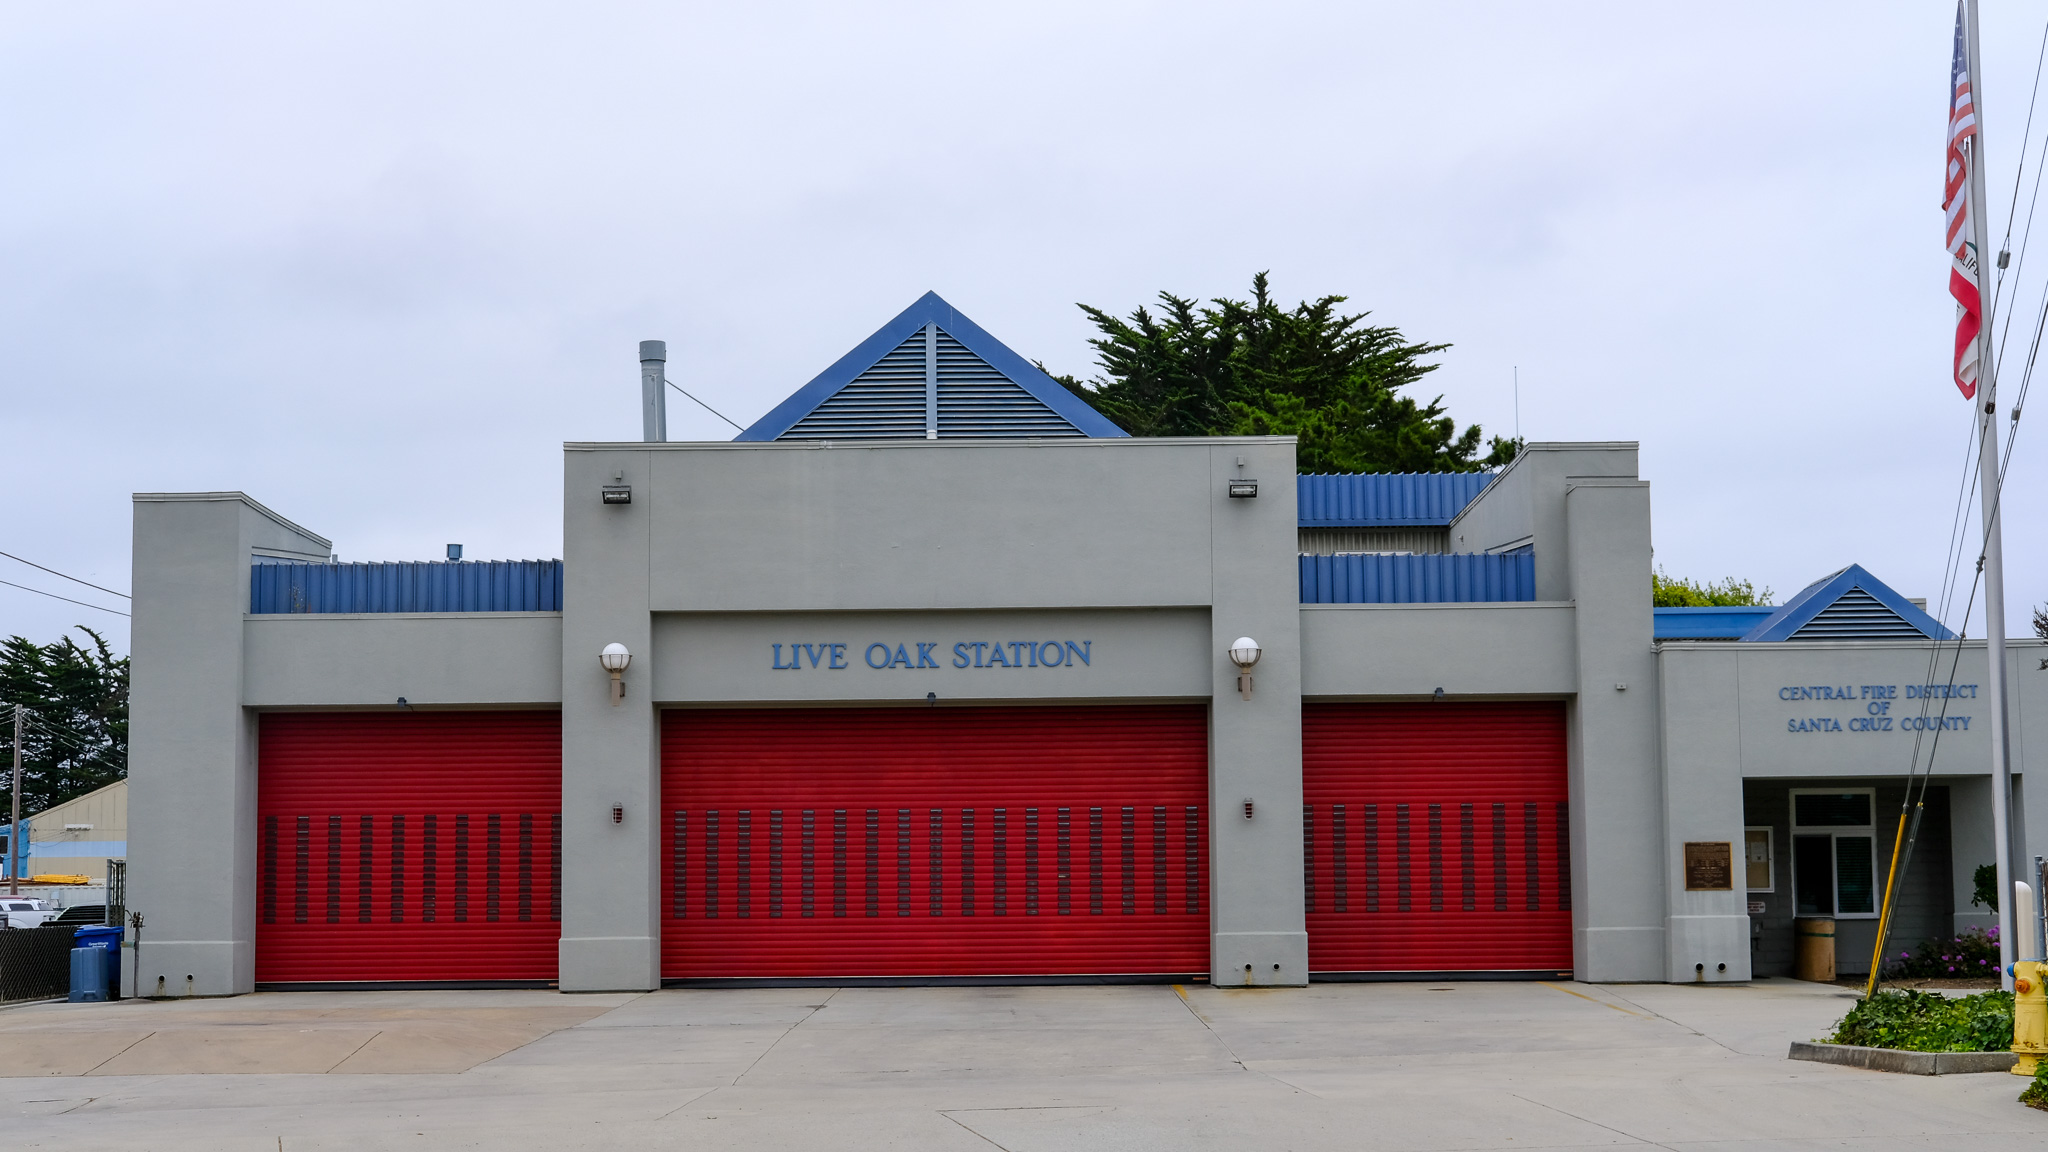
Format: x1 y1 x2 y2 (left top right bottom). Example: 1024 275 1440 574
68 946 107 1003
73 924 122 1001
1794 917 1835 983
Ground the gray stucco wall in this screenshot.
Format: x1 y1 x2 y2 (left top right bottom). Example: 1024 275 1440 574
128 493 330 997
1299 603 1577 698
129 437 1712 993
1658 636 2046 984
243 614 563 707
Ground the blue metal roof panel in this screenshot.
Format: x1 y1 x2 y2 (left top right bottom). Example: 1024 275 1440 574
1300 552 1535 604
251 560 564 614
736 291 1126 441
1739 563 1954 642
1297 472 1495 527
1654 606 1776 639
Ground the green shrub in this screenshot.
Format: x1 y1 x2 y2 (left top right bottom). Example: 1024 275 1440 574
1826 989 2013 1052
2022 1059 2048 1112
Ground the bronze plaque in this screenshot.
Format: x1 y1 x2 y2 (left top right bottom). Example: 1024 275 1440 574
1685 841 1734 891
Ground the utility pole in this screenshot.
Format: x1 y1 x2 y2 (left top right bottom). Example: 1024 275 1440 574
9 703 21 896
1963 0 2018 990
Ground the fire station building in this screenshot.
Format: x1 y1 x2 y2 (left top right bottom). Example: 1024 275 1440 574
126 293 2048 994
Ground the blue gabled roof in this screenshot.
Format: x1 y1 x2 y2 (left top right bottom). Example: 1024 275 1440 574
735 291 1127 441
1739 563 1956 642
1297 472 1495 527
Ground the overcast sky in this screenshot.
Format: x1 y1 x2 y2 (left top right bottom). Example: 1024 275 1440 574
4 2 2045 652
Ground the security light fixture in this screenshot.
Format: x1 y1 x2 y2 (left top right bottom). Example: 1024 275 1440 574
1228 637 1261 699
1228 480 1258 499
599 643 632 705
601 485 632 505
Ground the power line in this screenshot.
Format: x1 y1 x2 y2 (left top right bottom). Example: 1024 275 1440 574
665 377 746 433
0 551 129 600
0 579 129 617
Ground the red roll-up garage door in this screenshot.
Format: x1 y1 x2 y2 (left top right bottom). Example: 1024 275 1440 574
661 705 1209 980
1303 702 1572 976
256 712 563 985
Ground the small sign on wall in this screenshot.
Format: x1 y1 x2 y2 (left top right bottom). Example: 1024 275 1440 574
1684 841 1735 891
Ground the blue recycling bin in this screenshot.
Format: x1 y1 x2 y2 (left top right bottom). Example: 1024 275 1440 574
68 947 106 1002
73 925 122 1001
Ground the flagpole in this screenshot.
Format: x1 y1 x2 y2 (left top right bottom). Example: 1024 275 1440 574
1964 0 2017 991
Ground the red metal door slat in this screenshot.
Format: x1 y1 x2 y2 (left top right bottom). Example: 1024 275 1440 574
1303 702 1571 975
660 705 1209 979
255 712 563 983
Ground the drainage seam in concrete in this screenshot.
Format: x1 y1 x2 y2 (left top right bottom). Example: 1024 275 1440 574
1514 1092 1683 1152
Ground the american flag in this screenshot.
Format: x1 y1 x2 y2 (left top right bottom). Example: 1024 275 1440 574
1947 2 1983 400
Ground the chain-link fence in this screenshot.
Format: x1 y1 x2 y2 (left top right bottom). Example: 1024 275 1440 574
0 924 76 1003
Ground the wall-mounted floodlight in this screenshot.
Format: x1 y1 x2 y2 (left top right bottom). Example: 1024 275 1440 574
601 485 632 505
599 643 632 706
1229 637 1262 699
1228 480 1258 498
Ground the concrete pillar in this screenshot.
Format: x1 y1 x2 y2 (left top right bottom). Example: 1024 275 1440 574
559 450 660 991
1563 479 1666 981
1206 441 1307 986
1655 645 1750 982
128 493 329 997
1950 775 1997 934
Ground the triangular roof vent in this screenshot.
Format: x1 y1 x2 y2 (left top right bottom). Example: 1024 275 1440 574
737 292 1126 441
1740 564 1956 642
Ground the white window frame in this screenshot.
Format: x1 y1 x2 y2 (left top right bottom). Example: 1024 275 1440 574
1744 826 1775 893
1789 788 1879 919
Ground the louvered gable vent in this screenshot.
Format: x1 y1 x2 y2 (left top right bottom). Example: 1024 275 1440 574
1788 588 1928 640
783 331 929 439
737 291 1125 442
935 329 1080 437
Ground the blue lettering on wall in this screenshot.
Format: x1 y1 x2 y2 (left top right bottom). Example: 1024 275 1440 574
773 639 1099 671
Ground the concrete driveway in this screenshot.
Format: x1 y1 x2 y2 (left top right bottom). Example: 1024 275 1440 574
0 978 2040 1150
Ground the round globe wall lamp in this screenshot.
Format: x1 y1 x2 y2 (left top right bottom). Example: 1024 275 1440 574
1229 637 1262 700
599 643 632 706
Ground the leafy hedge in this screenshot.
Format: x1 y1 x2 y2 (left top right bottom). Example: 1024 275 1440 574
1826 989 2013 1052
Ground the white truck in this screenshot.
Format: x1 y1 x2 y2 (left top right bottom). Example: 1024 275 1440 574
0 897 55 929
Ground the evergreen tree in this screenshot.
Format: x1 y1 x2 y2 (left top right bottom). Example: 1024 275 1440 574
1 627 128 819
1053 273 1517 473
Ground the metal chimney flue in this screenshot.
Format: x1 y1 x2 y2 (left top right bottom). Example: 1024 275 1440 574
639 340 667 443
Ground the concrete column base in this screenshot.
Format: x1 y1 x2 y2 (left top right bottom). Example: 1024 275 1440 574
1575 925 1664 982
130 939 250 998
1211 930 1308 986
558 936 658 992
1665 914 1751 982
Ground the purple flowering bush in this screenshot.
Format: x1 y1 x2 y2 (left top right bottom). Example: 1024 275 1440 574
1886 925 2000 979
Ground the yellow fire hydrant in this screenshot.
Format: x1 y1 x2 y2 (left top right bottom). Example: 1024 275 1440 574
2015 960 2047 1077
